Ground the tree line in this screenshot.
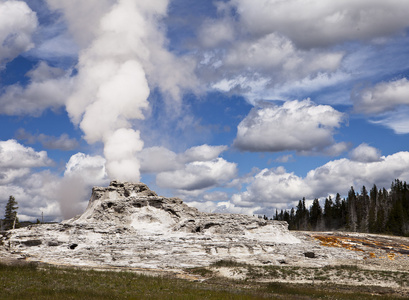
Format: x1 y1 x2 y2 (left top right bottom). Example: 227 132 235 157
273 179 409 236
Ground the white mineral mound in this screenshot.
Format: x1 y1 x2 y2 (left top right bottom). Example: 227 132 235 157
66 181 300 241
1 181 302 268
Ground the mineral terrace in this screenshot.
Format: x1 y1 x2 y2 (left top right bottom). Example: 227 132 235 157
1 181 409 276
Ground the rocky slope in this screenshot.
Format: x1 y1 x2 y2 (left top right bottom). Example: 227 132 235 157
1 181 409 275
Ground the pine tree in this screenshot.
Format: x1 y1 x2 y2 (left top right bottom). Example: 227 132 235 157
368 184 378 232
356 186 369 232
309 198 322 230
4 195 19 230
289 207 295 230
323 196 334 229
347 187 357 231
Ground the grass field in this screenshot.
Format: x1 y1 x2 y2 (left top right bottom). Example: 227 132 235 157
0 261 407 299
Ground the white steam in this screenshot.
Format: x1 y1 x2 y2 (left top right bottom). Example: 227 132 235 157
58 153 108 219
62 0 171 182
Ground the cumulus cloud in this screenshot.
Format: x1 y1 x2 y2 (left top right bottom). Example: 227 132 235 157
352 78 409 114
0 139 52 169
196 1 409 104
0 140 60 221
156 158 237 191
224 33 343 75
351 78 409 133
232 166 311 208
233 99 346 153
139 144 234 192
187 199 261 216
0 139 52 187
209 33 345 103
139 144 229 174
0 170 61 221
323 142 351 157
139 146 179 173
349 143 382 162
0 1 38 68
232 151 409 209
181 144 228 163
230 0 409 48
16 128 79 151
0 144 108 221
64 152 108 184
0 62 73 116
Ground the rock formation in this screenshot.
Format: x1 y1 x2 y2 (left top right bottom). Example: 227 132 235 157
3 181 408 272
0 181 302 268
66 181 299 241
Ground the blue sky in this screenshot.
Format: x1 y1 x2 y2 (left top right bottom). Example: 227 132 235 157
1 0 409 221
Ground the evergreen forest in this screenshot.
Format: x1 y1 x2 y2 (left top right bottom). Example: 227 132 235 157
273 179 409 236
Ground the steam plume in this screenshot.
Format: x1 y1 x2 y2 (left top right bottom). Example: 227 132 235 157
62 0 170 181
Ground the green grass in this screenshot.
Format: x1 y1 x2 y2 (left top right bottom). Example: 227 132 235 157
0 262 275 300
0 261 407 299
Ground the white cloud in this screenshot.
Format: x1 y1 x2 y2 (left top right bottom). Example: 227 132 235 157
0 139 53 188
0 140 61 221
0 1 38 68
156 158 237 191
0 152 108 222
187 199 260 216
139 146 179 173
370 107 409 134
323 142 351 156
0 170 62 222
181 144 228 163
232 151 409 209
230 0 409 48
349 143 382 162
140 144 229 174
0 168 30 185
232 166 311 208
209 33 344 103
234 99 345 153
225 33 343 75
0 139 52 169
140 144 234 196
64 153 108 185
197 1 409 105
350 78 409 133
0 62 73 116
352 78 409 114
